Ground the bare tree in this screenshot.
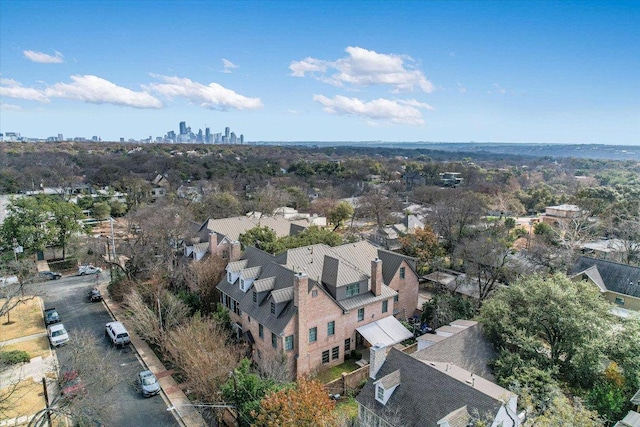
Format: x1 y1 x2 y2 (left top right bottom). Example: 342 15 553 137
357 187 401 229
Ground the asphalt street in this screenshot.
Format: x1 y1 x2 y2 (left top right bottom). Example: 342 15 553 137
35 273 179 427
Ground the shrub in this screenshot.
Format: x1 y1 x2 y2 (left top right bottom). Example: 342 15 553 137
0 350 30 364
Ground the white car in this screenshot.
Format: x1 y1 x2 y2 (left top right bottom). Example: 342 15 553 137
78 265 102 275
48 323 69 347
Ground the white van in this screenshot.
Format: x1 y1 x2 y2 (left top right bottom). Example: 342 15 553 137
105 321 130 347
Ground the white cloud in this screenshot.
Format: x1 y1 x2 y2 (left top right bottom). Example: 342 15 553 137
148 75 263 110
312 94 429 125
0 102 22 111
289 57 329 77
45 75 163 108
221 58 238 73
488 83 506 95
23 50 64 63
290 46 433 93
0 78 50 102
457 82 467 93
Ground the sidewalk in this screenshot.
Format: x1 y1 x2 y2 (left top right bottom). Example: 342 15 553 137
97 281 206 427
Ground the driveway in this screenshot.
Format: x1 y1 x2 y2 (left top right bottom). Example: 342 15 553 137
33 273 179 427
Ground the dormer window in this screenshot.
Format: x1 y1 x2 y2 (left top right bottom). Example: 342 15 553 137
270 301 275 314
346 283 359 297
376 385 385 401
253 291 257 304
227 272 232 282
374 370 400 405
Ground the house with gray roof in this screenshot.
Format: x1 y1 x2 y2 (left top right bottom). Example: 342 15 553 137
183 213 311 261
217 241 419 379
570 256 640 314
356 345 519 427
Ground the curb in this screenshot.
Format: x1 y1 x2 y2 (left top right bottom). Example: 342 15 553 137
97 282 196 427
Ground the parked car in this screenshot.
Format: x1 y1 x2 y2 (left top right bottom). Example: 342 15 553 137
48 323 69 347
137 370 161 397
88 288 102 302
0 276 19 286
44 307 60 325
39 271 62 281
78 265 102 275
61 370 86 397
105 321 130 347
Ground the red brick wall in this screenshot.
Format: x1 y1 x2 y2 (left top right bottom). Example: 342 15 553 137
386 260 419 320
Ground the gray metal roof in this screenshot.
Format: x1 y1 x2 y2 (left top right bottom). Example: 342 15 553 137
227 259 248 272
240 266 262 280
202 215 309 242
339 286 396 311
271 287 293 304
253 277 275 292
356 348 504 427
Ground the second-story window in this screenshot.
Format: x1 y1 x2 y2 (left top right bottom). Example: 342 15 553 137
358 308 365 321
400 267 406 279
382 300 388 313
327 321 335 336
309 327 317 343
271 332 277 349
259 324 264 339
345 283 359 297
285 335 294 351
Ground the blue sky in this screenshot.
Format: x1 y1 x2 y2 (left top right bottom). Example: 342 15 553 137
1 0 638 144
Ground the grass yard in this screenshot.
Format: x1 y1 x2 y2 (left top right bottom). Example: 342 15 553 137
313 358 361 384
2 335 51 359
0 297 44 342
0 379 46 420
335 396 359 421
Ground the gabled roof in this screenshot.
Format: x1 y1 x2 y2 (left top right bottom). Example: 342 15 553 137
253 277 276 293
413 323 496 381
377 369 401 389
356 348 505 427
571 256 640 298
632 388 640 405
199 214 309 242
438 406 470 427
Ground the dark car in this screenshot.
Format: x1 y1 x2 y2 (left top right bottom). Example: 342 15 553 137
39 271 62 281
44 308 60 325
88 288 102 302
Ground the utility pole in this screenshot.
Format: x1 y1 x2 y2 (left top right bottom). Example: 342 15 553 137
41 378 51 427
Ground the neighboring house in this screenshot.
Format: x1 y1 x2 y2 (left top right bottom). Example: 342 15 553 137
541 204 581 225
402 171 426 190
570 256 640 314
150 173 170 200
356 335 519 427
439 172 463 187
177 185 203 202
614 388 640 427
272 206 327 227
372 215 425 251
183 214 310 261
216 240 419 379
580 238 629 263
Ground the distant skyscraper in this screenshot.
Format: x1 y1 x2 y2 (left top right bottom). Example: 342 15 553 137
240 134 244 144
205 127 211 144
58 133 63 141
230 132 237 144
179 121 187 135
225 127 230 140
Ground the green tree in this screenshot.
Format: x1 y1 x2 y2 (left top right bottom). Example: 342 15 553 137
399 226 443 274
49 199 85 259
239 226 281 253
193 192 243 222
480 274 612 387
221 358 281 427
327 201 354 231
0 196 54 253
92 202 111 220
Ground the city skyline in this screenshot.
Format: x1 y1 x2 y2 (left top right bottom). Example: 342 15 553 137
0 1 638 145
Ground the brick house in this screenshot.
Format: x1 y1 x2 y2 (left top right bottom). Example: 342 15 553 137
216 241 418 379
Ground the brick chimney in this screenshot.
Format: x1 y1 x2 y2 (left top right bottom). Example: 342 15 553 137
229 240 242 262
208 232 216 257
369 343 387 379
371 258 383 296
294 272 309 378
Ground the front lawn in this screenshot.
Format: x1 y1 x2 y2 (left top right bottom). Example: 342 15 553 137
2 335 51 359
0 297 44 341
314 358 361 384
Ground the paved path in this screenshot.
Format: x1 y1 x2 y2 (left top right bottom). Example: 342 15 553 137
0 331 48 346
98 282 207 427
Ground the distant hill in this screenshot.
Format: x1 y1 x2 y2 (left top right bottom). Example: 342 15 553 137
252 141 640 161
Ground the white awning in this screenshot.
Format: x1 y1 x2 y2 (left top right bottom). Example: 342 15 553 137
356 316 413 347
